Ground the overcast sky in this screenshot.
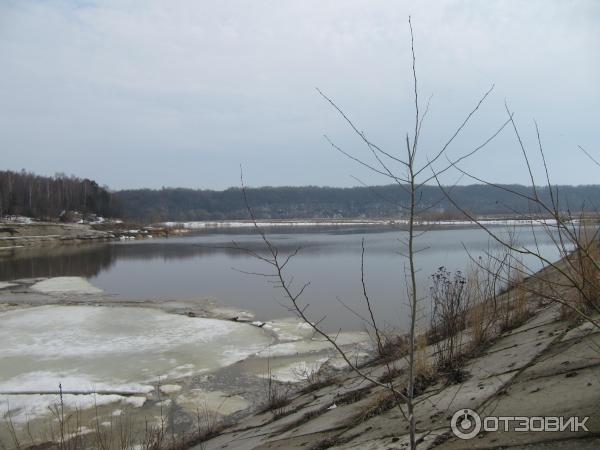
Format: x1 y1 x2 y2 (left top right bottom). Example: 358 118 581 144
0 0 598 190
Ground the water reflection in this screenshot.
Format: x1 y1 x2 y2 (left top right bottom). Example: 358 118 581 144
0 244 114 281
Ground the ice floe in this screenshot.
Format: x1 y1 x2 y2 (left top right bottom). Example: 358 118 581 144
31 277 103 294
261 318 315 342
0 393 145 424
256 331 371 358
0 305 273 421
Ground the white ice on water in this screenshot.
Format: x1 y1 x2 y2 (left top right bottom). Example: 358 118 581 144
31 277 104 294
256 331 370 358
162 218 563 229
255 330 372 382
261 318 315 342
0 393 145 424
0 305 273 421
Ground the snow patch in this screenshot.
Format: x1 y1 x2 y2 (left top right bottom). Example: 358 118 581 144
1 215 32 224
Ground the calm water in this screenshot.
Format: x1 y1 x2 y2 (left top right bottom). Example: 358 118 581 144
0 226 561 332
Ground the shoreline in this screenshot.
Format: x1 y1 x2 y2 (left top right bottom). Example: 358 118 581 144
162 217 566 229
0 217 568 252
0 221 117 249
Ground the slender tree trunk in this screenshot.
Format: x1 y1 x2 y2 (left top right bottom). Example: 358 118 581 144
406 158 418 448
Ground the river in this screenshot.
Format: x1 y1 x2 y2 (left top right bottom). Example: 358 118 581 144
0 224 561 332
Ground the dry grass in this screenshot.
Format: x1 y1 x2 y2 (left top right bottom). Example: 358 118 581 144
296 366 337 395
378 364 403 384
512 281 530 324
1 383 227 450
261 359 292 417
353 390 399 424
468 300 494 352
561 228 600 322
465 262 501 353
500 273 531 332
334 386 373 406
414 334 435 381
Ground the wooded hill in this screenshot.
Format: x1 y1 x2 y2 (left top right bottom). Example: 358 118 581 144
115 184 600 222
0 170 120 219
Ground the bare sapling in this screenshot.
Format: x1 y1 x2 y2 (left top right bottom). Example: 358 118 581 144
231 14 513 448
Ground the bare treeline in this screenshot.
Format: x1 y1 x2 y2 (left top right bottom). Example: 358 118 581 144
0 170 120 219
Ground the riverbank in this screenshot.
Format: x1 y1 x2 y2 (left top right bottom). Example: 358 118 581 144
0 221 185 250
0 222 116 249
190 286 600 449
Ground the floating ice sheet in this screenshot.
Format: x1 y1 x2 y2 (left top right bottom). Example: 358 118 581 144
0 305 273 421
31 277 103 294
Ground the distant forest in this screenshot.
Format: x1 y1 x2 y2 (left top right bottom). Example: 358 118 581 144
0 170 120 219
116 184 600 222
4 169 600 223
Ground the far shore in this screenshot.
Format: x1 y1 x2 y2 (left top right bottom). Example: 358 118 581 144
161 216 571 230
0 216 584 253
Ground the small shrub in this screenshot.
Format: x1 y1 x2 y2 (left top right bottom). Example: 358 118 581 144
379 364 403 384
376 333 408 361
295 365 337 394
429 267 471 371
